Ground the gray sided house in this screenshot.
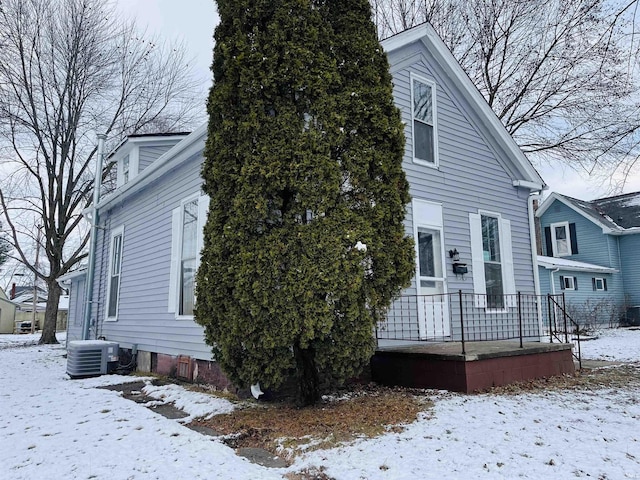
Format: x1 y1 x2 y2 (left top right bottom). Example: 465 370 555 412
537 191 640 327
62 24 547 384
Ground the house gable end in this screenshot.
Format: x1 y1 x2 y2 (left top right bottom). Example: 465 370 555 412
382 24 544 190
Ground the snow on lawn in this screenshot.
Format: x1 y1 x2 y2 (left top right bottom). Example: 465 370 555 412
0 335 284 480
580 327 640 362
293 388 640 479
0 328 638 479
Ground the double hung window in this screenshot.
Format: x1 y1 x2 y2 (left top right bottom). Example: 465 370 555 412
106 226 124 320
169 195 209 317
411 75 437 166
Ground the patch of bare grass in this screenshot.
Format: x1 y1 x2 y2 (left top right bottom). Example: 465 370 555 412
484 363 640 394
191 384 429 460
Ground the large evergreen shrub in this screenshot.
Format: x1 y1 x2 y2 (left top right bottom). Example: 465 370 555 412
196 0 414 405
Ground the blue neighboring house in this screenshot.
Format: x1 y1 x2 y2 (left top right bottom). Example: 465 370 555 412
536 191 640 326
59 23 548 384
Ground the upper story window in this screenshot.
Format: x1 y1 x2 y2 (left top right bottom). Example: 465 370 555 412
546 221 578 257
122 155 130 184
411 74 438 167
116 150 139 188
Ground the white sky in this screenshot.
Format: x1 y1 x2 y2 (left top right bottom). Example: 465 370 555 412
113 0 639 201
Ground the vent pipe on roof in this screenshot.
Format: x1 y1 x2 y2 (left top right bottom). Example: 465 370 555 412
82 133 107 340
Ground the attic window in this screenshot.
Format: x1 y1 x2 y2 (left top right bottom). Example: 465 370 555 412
411 74 438 167
122 155 130 184
116 150 139 188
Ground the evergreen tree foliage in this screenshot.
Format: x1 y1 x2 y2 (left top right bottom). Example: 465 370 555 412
196 0 414 405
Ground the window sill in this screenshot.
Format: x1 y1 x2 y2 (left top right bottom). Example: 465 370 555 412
413 158 439 169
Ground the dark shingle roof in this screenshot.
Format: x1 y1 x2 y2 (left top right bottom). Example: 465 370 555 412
556 192 640 230
591 192 640 229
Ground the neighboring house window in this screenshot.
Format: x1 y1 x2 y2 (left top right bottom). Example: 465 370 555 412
411 74 437 166
469 212 516 309
560 275 577 291
545 222 578 257
169 195 209 317
593 277 607 291
106 226 124 320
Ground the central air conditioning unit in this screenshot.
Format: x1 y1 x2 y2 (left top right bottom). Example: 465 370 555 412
66 340 119 378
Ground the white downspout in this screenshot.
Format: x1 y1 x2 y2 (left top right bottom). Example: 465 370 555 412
81 133 106 340
527 191 544 339
549 267 560 333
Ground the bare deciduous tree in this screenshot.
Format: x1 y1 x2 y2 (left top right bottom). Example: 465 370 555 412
371 0 640 189
0 0 204 343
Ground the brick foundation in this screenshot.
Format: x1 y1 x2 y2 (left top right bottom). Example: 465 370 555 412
371 346 575 393
135 351 237 392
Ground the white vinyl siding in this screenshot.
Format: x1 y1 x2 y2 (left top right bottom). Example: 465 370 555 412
168 194 209 317
105 226 124 321
411 74 438 167
469 212 516 309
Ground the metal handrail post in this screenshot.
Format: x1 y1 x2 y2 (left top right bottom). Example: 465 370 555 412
518 292 523 348
562 292 568 343
547 294 553 343
459 290 465 355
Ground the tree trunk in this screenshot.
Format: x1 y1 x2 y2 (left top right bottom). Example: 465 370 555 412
294 344 320 407
39 279 60 344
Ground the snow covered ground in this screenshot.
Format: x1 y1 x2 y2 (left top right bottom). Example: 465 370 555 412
0 329 638 479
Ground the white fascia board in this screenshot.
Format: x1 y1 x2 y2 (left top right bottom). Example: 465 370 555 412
513 180 546 191
537 256 617 274
56 268 87 286
382 23 545 187
87 123 208 215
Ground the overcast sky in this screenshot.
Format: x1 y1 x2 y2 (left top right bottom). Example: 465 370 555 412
113 0 639 201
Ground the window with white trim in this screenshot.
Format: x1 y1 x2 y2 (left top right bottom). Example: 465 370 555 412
169 195 209 317
122 155 130 184
469 212 516 309
116 149 140 187
593 277 607 291
411 75 437 166
106 226 124 320
561 276 576 290
180 199 198 316
551 221 571 256
481 215 504 309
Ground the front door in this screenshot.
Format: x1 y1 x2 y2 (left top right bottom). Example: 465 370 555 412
417 227 450 339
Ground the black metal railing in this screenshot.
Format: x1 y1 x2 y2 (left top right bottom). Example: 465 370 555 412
546 293 582 368
377 291 580 365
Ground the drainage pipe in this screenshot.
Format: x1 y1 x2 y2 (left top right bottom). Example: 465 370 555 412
81 133 106 340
